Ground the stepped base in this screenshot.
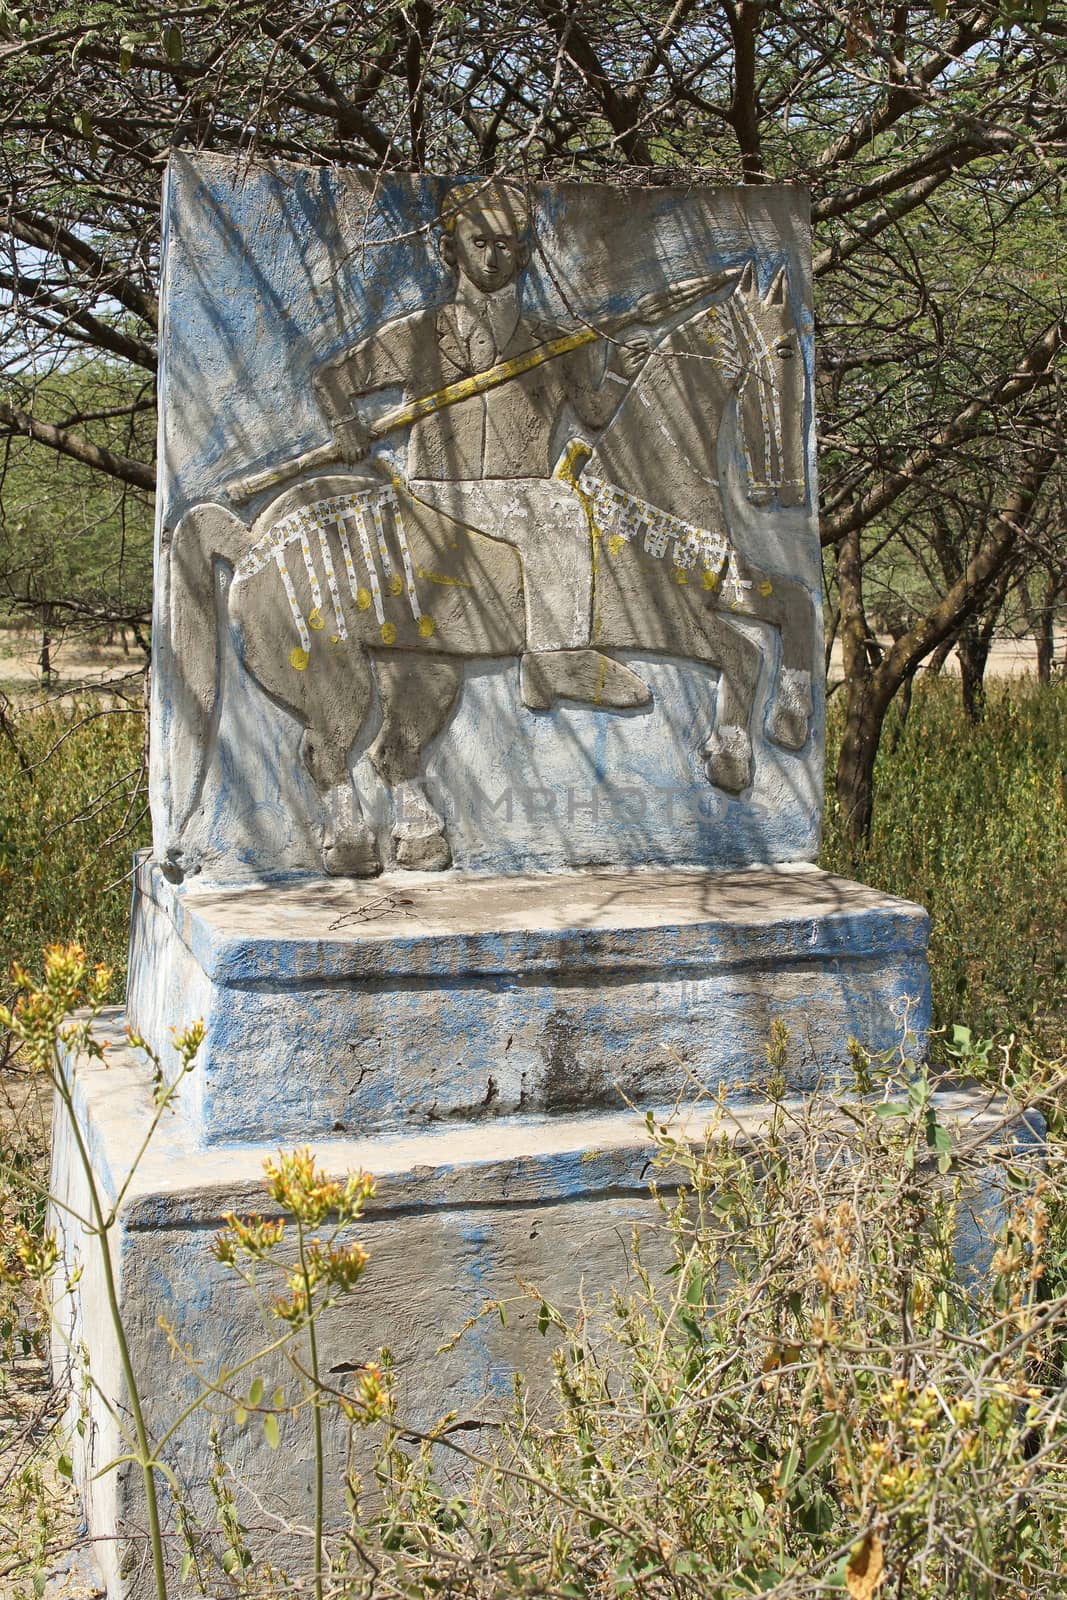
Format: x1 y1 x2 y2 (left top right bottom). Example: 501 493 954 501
127 856 931 1144
50 1022 1043 1598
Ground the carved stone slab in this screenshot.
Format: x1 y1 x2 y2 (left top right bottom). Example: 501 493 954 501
153 155 822 884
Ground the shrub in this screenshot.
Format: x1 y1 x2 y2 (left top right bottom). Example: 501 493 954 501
352 1034 1067 1599
0 701 148 988
822 678 1067 1053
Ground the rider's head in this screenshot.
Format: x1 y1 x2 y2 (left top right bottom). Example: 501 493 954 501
439 181 531 293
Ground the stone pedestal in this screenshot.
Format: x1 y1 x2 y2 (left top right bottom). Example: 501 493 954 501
52 861 933 1595
51 1014 678 1598
52 996 1044 1600
126 856 931 1144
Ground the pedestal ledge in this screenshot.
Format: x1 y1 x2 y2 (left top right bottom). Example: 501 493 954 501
126 857 931 1145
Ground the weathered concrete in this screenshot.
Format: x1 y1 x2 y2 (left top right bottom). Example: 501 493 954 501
51 1018 687 1597
126 856 931 1145
51 1020 1041 1599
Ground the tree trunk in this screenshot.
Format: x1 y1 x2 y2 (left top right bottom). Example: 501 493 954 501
837 683 878 843
956 620 991 720
833 524 884 847
1035 611 1054 685
831 445 1057 845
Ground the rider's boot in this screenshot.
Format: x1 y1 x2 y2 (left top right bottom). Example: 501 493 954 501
520 649 652 711
767 667 813 750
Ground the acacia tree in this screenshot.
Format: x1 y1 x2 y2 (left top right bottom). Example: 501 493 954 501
0 0 1063 834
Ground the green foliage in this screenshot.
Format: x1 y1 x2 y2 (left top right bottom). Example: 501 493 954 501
0 360 154 631
822 677 1067 1053
352 1038 1067 1600
0 701 148 987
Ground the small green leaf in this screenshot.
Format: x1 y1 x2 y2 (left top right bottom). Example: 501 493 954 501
263 1412 280 1448
180 1553 195 1582
162 23 182 64
777 1442 800 1492
235 1407 247 1427
875 1101 908 1118
57 1452 73 1480
804 1414 839 1471
249 1376 263 1406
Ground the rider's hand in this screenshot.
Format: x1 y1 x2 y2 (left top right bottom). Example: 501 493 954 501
332 416 372 466
613 333 651 382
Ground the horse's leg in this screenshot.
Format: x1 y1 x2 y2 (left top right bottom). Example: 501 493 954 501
299 652 380 878
728 563 815 751
367 656 463 870
698 612 762 794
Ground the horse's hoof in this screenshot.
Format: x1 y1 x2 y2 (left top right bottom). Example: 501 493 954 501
395 829 451 871
704 724 753 794
323 832 381 878
767 668 813 751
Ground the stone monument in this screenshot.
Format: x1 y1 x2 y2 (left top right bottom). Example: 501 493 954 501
51 157 930 1594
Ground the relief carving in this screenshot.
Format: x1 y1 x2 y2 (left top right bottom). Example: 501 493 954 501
164 176 816 880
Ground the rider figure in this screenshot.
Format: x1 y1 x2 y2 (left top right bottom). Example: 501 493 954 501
313 179 652 710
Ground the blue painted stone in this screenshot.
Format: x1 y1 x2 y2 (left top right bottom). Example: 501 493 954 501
126 854 931 1146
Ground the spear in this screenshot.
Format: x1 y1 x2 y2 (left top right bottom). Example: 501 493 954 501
225 271 736 504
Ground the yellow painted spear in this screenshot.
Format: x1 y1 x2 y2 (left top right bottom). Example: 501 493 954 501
225 272 734 504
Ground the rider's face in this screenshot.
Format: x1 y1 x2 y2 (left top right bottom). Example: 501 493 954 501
451 207 525 293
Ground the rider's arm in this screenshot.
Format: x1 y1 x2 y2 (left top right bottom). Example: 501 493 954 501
312 316 418 463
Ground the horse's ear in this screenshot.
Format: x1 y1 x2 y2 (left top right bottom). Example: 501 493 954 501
764 265 789 306
737 260 757 297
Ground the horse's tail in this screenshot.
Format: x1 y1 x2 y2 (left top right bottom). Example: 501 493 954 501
162 502 249 873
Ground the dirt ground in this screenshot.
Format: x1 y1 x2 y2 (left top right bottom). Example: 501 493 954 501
0 629 146 703
826 634 1065 682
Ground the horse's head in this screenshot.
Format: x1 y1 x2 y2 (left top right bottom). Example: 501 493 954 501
720 261 807 509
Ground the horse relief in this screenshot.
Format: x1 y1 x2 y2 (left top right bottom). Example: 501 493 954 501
163 177 816 884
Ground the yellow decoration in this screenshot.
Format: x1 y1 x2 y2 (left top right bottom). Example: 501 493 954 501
417 615 436 638
417 566 471 588
356 587 372 611
674 567 688 584
389 572 404 596
607 534 626 557
758 579 774 597
380 621 397 644
702 570 720 591
289 647 309 671
308 607 325 631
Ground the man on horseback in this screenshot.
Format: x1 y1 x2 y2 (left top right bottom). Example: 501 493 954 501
313 179 653 711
